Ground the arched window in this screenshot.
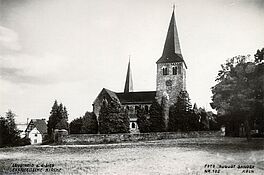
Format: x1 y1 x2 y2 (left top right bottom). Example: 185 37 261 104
162 67 168 75
172 67 177 75
145 105 149 113
132 122 136 128
126 106 130 110
178 66 182 74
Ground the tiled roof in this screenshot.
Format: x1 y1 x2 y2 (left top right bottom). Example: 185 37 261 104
26 119 47 135
104 88 120 102
116 91 156 104
156 10 187 68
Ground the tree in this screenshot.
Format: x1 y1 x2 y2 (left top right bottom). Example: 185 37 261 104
0 110 30 147
5 110 20 145
168 90 196 132
211 54 263 139
47 100 69 140
98 100 110 134
136 107 151 133
254 48 264 134
149 100 165 132
254 48 264 63
69 117 83 134
55 118 69 130
47 100 59 137
81 112 98 134
0 116 9 147
198 108 210 130
98 98 129 134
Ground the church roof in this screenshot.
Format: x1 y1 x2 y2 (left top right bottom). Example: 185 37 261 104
94 88 156 105
157 10 187 68
104 88 120 101
116 91 156 104
124 60 133 93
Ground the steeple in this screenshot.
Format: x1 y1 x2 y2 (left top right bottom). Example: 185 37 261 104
124 59 133 93
157 8 186 68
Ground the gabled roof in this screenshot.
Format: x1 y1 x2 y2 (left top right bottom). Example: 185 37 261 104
156 10 187 68
26 119 47 135
94 88 156 105
116 91 156 104
104 88 119 100
93 88 120 105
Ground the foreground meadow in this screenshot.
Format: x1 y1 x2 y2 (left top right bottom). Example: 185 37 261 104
0 137 264 175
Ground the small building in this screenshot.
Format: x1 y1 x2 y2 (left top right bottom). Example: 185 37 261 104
25 119 47 144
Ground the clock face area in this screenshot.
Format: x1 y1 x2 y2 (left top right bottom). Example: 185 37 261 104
166 80 172 86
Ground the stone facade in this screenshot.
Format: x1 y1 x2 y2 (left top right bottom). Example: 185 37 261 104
156 62 186 106
93 88 119 118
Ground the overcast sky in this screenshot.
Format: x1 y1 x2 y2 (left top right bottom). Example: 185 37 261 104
1 0 264 123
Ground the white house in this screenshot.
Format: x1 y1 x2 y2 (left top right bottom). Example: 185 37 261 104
25 119 47 144
28 127 43 144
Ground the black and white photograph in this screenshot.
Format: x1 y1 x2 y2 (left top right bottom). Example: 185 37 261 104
0 0 264 174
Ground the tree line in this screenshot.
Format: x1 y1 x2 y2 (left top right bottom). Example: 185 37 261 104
68 90 217 135
137 90 218 133
211 48 264 139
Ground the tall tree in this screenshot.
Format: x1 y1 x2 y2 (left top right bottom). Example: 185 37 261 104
5 110 20 145
47 100 69 140
136 107 151 133
169 90 194 131
149 100 165 132
0 116 9 147
81 112 98 134
254 48 264 134
211 54 263 139
47 100 59 137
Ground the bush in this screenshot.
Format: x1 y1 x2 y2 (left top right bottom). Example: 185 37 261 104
81 112 98 134
69 117 83 134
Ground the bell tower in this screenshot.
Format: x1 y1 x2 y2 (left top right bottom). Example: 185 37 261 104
156 8 187 107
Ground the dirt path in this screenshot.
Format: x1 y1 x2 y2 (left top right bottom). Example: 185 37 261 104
0 137 264 175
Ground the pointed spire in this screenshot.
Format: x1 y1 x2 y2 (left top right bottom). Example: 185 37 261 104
164 7 181 55
157 8 186 68
124 57 133 93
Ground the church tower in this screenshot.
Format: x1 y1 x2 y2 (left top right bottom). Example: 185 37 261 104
124 59 133 93
156 8 187 107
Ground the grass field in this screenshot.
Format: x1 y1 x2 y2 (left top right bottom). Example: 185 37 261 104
0 137 264 175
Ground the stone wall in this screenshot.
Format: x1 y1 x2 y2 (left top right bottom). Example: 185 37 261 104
60 131 221 145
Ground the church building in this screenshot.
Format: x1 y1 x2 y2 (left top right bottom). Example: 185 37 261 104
93 9 187 132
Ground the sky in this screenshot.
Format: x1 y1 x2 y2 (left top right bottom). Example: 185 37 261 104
0 0 264 123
